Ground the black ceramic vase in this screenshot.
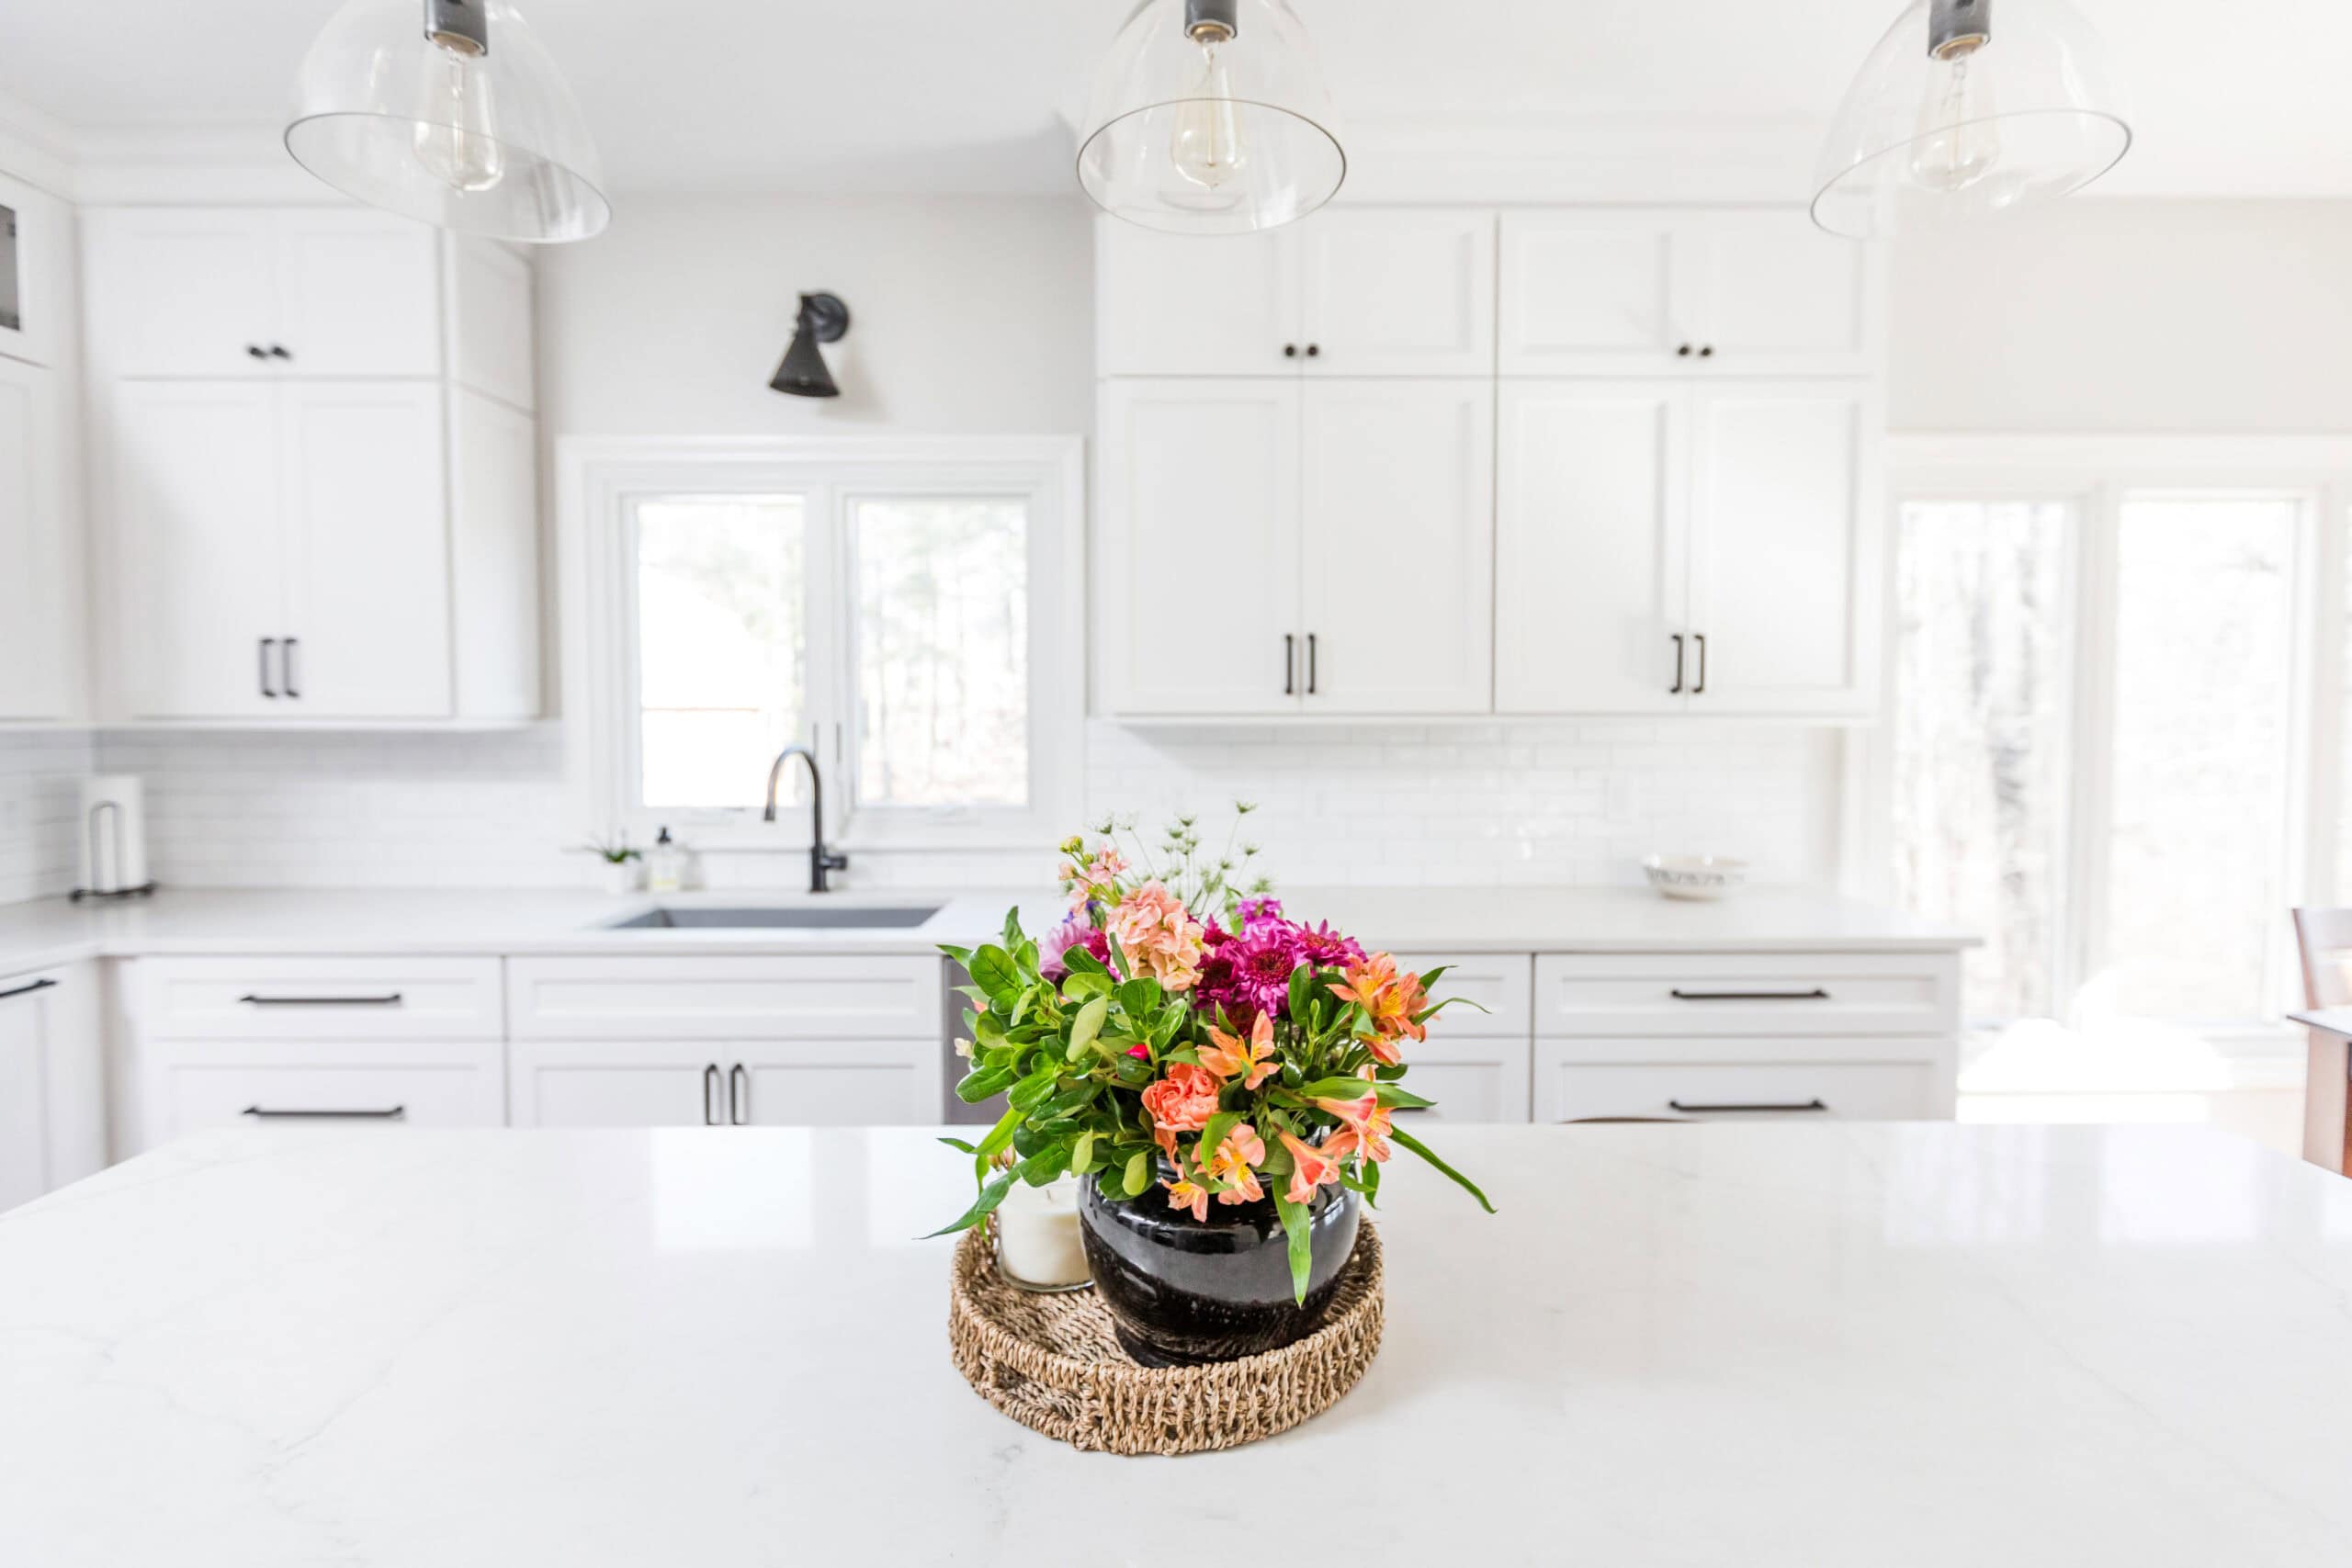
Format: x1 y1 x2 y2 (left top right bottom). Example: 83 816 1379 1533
1078 1176 1360 1368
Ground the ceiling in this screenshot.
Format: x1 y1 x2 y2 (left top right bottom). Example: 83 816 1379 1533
0 0 2345 199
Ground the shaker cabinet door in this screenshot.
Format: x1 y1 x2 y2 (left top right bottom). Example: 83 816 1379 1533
1495 380 1690 714
1297 208 1495 377
731 1040 939 1127
280 381 453 717
0 359 74 719
1498 212 1686 375
1679 211 1879 376
1097 378 1303 715
1095 219 1300 378
1684 381 1877 716
112 381 288 718
1298 378 1493 713
508 1040 725 1128
81 208 279 377
270 209 443 378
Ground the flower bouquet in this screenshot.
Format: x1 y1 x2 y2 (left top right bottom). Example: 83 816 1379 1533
934 808 1491 1360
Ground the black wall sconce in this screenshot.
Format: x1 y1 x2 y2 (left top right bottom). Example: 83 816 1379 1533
770 292 851 399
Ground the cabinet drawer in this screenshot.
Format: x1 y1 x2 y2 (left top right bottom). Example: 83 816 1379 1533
1534 953 1955 1037
1536 1053 1938 1123
505 956 944 1041
142 1041 504 1145
1392 953 1531 1039
130 957 503 1040
1390 1033 1531 1123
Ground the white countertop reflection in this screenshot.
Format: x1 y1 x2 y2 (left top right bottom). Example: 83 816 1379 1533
4 1122 2340 1565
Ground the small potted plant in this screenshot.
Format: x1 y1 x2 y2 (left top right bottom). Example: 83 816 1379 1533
583 833 642 896
934 807 1492 1367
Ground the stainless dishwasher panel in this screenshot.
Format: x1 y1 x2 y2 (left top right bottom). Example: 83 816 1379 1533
941 957 999 1125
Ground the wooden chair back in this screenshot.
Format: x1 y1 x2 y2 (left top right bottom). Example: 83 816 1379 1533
2291 907 2352 1009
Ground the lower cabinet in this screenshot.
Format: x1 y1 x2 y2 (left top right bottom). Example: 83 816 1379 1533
508 1039 940 1129
0 964 105 1210
1534 1049 1941 1123
136 1040 506 1143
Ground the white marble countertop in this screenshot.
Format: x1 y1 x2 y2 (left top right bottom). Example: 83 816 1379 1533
2 1122 2346 1565
0 885 1975 976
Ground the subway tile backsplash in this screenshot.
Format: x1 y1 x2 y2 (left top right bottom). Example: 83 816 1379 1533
1 719 1842 900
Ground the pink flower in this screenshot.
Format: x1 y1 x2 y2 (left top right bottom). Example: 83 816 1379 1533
1057 845 1128 906
1165 1175 1209 1223
1139 1062 1221 1139
1206 1122 1267 1206
1125 1044 1150 1061
1279 1130 1343 1206
1315 1091 1395 1164
1105 881 1206 992
1197 1011 1278 1090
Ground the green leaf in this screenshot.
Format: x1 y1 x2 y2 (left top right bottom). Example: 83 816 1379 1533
1373 1082 1437 1111
1391 1125 1496 1214
937 943 974 966
1060 971 1114 1002
1286 963 1314 1024
1098 1167 1130 1201
1067 995 1110 1062
1122 1148 1151 1198
1017 1142 1071 1186
954 1064 1016 1104
1072 1131 1096 1174
1062 945 1112 977
1007 1066 1060 1113
1300 1077 1377 1101
968 944 1019 1000
937 1136 978 1155
1114 977 1161 1016
1002 908 1023 949
1007 986 1035 1031
1272 1192 1313 1304
924 1170 1016 1238
1198 1110 1239 1167
1040 1081 1100 1120
1106 931 1130 981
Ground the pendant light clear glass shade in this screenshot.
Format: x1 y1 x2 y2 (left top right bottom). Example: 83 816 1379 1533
1810 0 2130 241
1077 0 1345 235
285 0 610 243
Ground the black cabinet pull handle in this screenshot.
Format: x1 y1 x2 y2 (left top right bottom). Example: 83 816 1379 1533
704 1064 721 1126
245 344 268 360
0 977 58 1002
260 637 278 698
282 637 301 698
1283 344 1298 358
1692 632 1707 695
239 993 405 1006
1670 1099 1826 1114
1669 987 1830 1002
1283 633 1295 695
243 1105 407 1121
270 344 293 360
730 1064 750 1126
1669 632 1685 694
1306 632 1317 695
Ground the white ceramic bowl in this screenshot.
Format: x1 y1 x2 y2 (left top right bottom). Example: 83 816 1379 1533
1642 855 1748 901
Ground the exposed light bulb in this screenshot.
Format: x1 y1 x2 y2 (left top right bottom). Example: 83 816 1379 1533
412 41 505 193
1169 38 1248 191
1906 46 2001 193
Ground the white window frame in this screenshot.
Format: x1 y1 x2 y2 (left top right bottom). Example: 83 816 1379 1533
559 434 1086 857
1869 434 2352 1044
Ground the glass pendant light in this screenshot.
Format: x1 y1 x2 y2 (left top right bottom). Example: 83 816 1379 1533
1077 0 1345 235
1811 0 2131 241
286 0 610 243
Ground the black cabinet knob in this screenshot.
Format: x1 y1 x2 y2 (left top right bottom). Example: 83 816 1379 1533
1677 344 1692 357
1305 344 1320 357
1699 344 1714 358
1283 344 1298 357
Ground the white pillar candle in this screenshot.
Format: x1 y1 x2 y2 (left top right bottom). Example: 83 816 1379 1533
995 1178 1090 1290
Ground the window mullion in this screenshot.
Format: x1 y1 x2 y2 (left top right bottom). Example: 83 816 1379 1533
2060 479 2122 1022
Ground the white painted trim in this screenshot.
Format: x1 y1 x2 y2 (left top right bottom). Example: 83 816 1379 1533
557 434 1087 863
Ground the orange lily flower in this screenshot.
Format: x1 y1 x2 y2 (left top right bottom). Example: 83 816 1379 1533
1205 1122 1268 1205
1165 1175 1210 1223
1278 1130 1343 1206
1314 1091 1395 1164
1198 1011 1278 1089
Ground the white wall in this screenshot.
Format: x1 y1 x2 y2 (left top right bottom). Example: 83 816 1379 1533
0 730 96 902
537 194 1094 437
1890 198 2352 433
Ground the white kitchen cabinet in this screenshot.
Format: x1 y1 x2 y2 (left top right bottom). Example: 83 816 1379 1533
1096 221 1298 378
1099 377 1495 717
504 956 944 1043
111 380 454 718
113 380 288 719
1496 380 1689 714
130 956 506 1040
1097 378 1302 715
281 381 453 716
1299 379 1493 712
1297 209 1495 377
446 238 537 412
1684 382 1879 715
1096 209 1495 378
82 206 439 378
1388 1036 1531 1123
1499 209 1875 378
0 356 79 719
1534 1053 1940 1123
0 965 104 1210
510 1039 937 1128
1498 378 1878 717
449 389 544 717
141 1043 506 1141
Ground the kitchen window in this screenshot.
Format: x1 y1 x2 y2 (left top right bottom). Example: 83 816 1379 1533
567 438 1083 854
1875 438 2352 1081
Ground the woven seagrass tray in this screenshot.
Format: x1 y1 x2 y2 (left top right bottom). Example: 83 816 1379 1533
947 1221 1385 1456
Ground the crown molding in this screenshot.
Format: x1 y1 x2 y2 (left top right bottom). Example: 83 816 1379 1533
0 89 77 197
0 100 335 205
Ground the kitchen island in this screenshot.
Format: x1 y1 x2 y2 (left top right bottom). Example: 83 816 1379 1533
3 1122 2346 1565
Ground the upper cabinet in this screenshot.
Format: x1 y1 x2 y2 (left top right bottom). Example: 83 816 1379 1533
82 208 441 378
1499 209 1879 378
84 205 543 725
0 170 68 368
0 356 80 720
1097 208 1497 378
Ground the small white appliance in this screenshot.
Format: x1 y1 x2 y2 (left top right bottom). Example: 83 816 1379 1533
74 775 154 900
